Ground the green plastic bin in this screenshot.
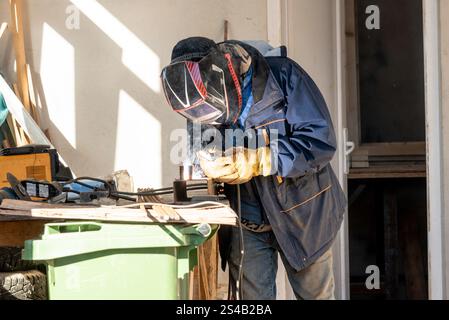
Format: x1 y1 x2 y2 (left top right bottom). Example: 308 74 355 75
22 221 215 300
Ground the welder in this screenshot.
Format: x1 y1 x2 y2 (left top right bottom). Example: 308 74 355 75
161 37 346 300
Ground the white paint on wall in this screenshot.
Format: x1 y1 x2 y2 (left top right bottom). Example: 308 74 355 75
115 89 161 188
40 23 76 148
284 0 335 113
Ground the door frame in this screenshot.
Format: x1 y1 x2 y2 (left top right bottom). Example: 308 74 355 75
332 0 351 300
269 0 447 301
423 0 446 300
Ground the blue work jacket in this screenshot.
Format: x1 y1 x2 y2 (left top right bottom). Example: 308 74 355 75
219 41 347 272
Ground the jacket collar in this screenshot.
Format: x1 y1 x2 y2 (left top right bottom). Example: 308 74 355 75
220 41 283 103
219 40 285 127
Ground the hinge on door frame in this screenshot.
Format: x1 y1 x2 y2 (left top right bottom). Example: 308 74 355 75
343 128 355 175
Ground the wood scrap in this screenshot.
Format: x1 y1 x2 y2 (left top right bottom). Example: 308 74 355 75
0 199 97 211
0 199 237 225
9 0 33 118
137 187 162 203
0 220 49 246
12 82 29 145
26 64 41 126
5 115 19 146
153 205 180 221
198 245 211 300
0 22 7 40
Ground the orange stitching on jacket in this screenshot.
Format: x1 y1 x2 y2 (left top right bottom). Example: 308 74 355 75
255 118 286 129
281 185 332 214
262 128 270 145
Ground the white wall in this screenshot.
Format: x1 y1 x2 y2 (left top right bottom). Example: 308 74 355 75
0 0 267 188
285 0 336 113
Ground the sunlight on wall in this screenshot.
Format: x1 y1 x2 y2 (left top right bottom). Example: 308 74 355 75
40 23 76 148
115 90 162 188
70 0 161 93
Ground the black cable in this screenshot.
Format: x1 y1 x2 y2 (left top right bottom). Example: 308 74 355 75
113 185 208 196
236 184 245 300
60 176 210 203
62 176 210 196
112 194 137 202
62 188 81 194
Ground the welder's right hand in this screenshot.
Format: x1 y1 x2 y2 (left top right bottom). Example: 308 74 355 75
198 151 240 184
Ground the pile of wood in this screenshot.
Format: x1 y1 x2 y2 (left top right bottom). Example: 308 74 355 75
0 199 238 226
0 0 51 149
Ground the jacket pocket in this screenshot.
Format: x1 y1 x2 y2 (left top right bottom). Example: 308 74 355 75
273 173 332 232
280 184 332 214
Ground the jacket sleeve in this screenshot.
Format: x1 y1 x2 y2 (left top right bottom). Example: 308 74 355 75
272 62 337 178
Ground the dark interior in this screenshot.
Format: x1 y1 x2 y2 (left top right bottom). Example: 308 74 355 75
349 0 428 300
357 0 425 143
348 179 428 300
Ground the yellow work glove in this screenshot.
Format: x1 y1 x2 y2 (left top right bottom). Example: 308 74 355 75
198 147 272 185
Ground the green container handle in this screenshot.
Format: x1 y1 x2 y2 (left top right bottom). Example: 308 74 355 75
44 222 103 235
180 223 212 238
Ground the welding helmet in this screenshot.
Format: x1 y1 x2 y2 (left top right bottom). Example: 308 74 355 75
161 38 242 125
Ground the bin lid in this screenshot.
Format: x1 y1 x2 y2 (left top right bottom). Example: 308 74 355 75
23 221 216 261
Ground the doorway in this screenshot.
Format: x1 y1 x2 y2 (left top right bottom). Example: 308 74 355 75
345 0 428 299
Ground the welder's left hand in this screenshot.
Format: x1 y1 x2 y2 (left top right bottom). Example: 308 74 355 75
198 147 272 185
198 151 240 184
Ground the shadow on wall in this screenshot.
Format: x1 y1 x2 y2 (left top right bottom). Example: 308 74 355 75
21 0 172 188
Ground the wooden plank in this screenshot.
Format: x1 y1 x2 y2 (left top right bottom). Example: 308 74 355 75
204 234 218 299
0 200 238 226
0 199 96 211
0 220 48 246
352 142 426 157
26 64 41 126
192 235 219 300
5 114 19 146
9 0 33 117
198 245 210 300
12 83 29 145
349 164 427 179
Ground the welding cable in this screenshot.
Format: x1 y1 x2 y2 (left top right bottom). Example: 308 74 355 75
63 176 209 197
235 184 245 300
62 177 202 201
111 184 209 196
